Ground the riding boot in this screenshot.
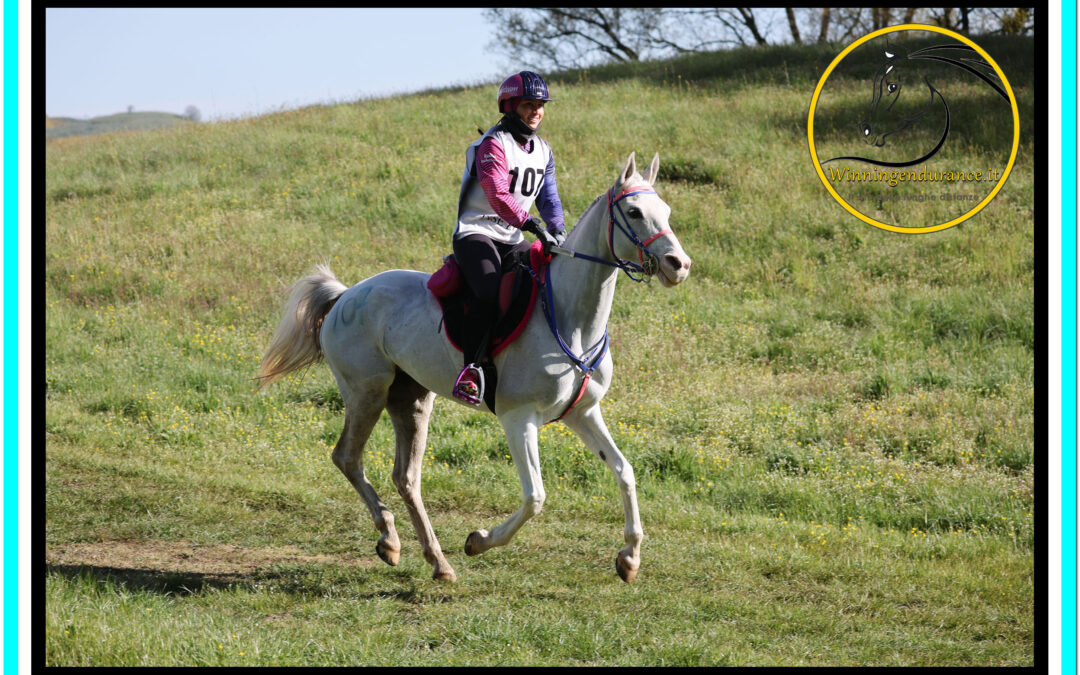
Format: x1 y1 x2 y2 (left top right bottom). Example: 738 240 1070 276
453 300 498 405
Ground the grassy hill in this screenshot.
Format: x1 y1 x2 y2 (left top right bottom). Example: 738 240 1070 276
46 111 194 140
46 36 1034 666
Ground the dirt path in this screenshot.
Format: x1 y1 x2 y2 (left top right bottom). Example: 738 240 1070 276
46 540 375 583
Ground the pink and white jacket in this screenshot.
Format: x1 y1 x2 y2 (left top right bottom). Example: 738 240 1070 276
455 123 566 244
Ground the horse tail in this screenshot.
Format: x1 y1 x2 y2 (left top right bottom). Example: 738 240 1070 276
257 264 348 389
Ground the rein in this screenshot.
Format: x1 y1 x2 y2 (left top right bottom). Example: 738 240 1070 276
530 264 608 424
527 185 672 422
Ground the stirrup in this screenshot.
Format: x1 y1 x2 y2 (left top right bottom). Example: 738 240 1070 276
453 364 485 406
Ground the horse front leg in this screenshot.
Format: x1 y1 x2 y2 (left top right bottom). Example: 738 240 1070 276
563 404 643 582
464 408 545 556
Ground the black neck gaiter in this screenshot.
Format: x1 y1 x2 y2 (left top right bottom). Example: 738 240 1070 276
500 113 537 146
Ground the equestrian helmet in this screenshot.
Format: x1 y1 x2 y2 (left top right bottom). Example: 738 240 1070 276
497 71 552 113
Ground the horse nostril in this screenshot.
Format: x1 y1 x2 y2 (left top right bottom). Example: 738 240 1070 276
664 254 688 272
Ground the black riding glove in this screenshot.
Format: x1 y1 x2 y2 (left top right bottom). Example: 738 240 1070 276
523 217 561 255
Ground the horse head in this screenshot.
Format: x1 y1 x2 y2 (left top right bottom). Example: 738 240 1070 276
609 152 692 287
858 40 938 148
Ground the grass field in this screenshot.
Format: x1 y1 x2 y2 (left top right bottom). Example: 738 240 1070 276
45 35 1034 666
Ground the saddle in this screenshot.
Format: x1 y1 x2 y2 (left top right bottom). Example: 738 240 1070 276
427 241 552 412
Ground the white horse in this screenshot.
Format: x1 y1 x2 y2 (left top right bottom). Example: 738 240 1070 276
258 152 692 583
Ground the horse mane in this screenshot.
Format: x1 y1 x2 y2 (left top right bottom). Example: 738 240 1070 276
889 40 1009 102
563 191 607 249
910 51 1009 102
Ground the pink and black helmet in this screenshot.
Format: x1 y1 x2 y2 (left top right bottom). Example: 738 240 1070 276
497 71 553 113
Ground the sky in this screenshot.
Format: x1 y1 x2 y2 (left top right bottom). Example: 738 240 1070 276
45 8 506 120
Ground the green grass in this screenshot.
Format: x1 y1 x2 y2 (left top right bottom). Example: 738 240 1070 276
46 36 1034 666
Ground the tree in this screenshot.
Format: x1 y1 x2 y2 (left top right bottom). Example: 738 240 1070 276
731 7 769 45
184 105 201 122
927 7 957 30
782 8 833 45
817 8 831 43
482 8 1035 71
482 8 758 70
831 8 870 42
484 8 658 69
785 8 802 44
871 7 893 31
987 7 1035 35
959 7 971 33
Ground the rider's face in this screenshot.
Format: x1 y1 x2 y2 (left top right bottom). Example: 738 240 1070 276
515 99 545 129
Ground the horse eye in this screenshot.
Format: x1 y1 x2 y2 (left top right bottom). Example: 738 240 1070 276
627 208 642 218
887 83 897 93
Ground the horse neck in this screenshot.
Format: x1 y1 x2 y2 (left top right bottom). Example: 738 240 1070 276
548 190 620 351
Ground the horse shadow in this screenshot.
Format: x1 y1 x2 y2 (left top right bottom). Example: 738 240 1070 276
45 562 461 603
46 562 240 597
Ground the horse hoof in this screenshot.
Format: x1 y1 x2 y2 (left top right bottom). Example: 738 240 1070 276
433 568 458 583
376 540 400 566
464 530 484 556
615 553 639 583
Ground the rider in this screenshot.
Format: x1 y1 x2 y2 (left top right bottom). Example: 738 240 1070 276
452 70 567 405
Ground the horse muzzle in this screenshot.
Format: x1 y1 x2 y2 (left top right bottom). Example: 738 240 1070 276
860 121 886 147
656 252 692 287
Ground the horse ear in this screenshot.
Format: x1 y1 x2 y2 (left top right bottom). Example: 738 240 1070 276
643 153 660 186
619 152 637 187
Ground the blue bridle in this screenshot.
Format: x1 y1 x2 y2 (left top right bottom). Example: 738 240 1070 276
528 185 674 373
555 186 673 283
525 185 675 423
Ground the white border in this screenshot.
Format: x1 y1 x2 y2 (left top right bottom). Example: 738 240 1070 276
1047 1 1063 671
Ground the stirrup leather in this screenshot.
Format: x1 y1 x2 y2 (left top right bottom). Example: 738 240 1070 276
453 364 486 406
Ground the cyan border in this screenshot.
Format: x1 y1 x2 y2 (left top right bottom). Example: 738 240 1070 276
3 0 15 671
1065 2 1077 672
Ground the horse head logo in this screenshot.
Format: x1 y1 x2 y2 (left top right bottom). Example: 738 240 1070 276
858 40 937 148
823 36 1009 167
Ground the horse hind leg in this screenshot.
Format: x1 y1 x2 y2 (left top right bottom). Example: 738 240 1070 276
331 386 402 567
385 369 457 582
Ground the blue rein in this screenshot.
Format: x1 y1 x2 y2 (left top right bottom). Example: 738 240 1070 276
526 186 664 373
546 187 663 282
539 264 610 373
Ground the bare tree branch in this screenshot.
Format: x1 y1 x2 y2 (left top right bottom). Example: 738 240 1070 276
481 7 1033 72
484 7 772 70
736 7 769 45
